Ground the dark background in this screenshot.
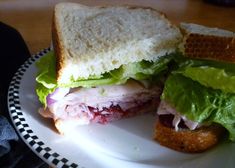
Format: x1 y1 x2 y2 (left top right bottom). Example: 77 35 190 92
0 22 48 168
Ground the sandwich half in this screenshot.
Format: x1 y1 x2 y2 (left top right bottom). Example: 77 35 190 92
155 23 235 153
36 3 182 134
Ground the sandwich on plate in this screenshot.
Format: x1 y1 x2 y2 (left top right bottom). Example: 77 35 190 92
155 23 235 153
35 3 182 134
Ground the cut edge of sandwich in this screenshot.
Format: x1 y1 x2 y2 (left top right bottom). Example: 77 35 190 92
55 99 159 134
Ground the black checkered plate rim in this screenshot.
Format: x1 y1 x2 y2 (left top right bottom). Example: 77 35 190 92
7 48 79 168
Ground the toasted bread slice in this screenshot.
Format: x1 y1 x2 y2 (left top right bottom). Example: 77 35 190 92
52 3 182 84
179 23 235 63
154 120 225 153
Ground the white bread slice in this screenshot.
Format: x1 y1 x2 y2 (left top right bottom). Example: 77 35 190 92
52 3 182 84
179 23 235 62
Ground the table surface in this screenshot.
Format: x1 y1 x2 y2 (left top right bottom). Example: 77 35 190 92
1 0 235 55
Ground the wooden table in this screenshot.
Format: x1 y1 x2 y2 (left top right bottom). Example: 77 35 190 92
0 0 235 55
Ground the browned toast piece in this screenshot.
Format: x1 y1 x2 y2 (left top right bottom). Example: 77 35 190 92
179 23 235 63
154 121 225 153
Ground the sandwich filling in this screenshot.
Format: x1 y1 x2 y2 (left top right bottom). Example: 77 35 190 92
157 55 235 141
36 51 174 127
39 80 161 124
157 101 199 131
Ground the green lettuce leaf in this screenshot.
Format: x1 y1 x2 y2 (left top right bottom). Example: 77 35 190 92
162 74 235 141
36 83 56 105
174 55 235 73
109 55 174 82
178 66 235 94
36 51 57 89
36 51 174 106
170 54 235 93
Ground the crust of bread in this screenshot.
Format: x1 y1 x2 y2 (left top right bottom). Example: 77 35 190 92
154 121 225 153
52 7 66 82
52 2 182 84
183 33 235 62
180 23 235 63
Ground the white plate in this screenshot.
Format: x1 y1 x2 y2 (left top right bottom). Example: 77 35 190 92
8 49 235 168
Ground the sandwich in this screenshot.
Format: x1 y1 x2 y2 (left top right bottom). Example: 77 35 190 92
155 23 235 153
35 3 182 134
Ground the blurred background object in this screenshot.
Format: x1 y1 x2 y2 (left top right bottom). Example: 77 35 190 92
204 0 235 6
